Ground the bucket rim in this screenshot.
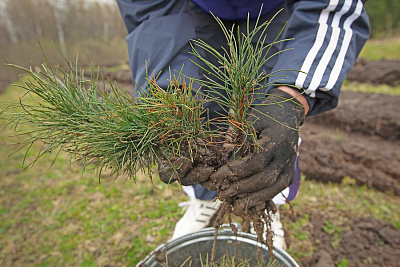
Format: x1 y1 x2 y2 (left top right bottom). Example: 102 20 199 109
137 226 299 267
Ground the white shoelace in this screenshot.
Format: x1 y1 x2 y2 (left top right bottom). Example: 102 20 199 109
178 200 220 221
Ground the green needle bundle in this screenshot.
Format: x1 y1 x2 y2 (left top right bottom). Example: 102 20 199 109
3 52 219 179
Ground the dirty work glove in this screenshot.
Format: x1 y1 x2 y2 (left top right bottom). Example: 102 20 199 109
158 149 216 186
204 88 305 215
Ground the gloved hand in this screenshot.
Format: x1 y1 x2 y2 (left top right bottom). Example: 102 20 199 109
158 148 216 186
202 88 305 215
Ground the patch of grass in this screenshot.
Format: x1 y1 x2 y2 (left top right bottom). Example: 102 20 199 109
284 213 315 261
0 84 188 266
323 220 346 249
329 129 348 141
359 37 400 60
336 258 349 267
342 80 400 95
104 63 131 73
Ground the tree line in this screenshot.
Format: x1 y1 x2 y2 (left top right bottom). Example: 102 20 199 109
0 0 129 87
0 0 127 49
365 0 400 37
0 0 398 49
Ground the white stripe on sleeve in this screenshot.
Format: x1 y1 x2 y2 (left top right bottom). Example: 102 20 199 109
295 0 339 96
326 0 363 90
308 0 353 92
295 0 364 97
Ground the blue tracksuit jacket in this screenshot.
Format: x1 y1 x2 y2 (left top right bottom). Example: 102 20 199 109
117 0 370 116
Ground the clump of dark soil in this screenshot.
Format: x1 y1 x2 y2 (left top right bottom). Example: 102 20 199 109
306 91 400 140
347 58 400 86
303 216 400 267
300 91 400 195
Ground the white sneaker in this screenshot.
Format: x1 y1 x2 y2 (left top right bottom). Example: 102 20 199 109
172 199 222 239
250 209 287 250
270 209 287 250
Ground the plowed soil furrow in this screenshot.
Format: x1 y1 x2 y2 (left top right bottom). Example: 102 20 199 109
300 123 400 195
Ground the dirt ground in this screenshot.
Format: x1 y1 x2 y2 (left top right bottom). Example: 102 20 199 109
347 59 400 86
290 89 400 266
2 59 399 266
294 62 400 266
300 216 400 267
300 91 400 195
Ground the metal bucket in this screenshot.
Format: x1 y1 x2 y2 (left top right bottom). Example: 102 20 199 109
137 225 299 267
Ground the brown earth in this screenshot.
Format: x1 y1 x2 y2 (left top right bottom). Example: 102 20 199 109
301 216 400 267
347 59 400 86
300 91 400 195
295 89 400 266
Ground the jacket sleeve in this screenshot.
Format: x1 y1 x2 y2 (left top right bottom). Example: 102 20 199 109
116 0 185 33
116 0 198 95
268 0 370 116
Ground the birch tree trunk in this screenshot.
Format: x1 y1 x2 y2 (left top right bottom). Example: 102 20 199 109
51 0 68 55
0 0 19 45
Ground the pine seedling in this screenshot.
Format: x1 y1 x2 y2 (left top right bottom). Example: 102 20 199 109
188 10 301 263
3 44 219 180
190 10 293 149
